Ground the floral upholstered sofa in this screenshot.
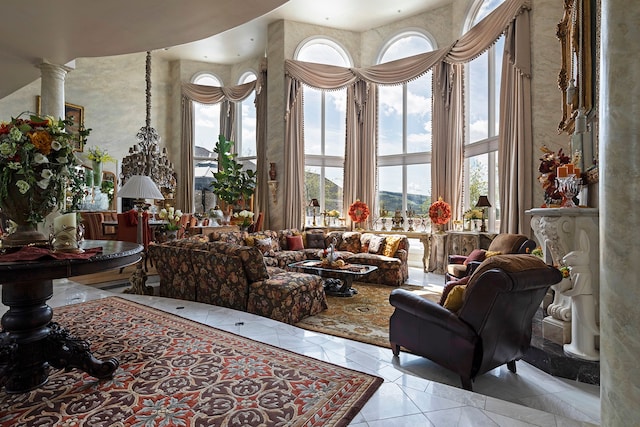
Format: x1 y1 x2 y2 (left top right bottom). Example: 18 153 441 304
206 229 410 286
148 239 327 324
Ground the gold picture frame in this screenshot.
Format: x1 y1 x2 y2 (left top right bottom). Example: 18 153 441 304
35 95 85 152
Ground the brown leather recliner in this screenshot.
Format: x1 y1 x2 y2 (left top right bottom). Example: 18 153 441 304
389 254 562 391
445 233 537 282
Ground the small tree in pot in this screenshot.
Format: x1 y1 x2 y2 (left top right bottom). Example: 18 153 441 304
210 135 257 212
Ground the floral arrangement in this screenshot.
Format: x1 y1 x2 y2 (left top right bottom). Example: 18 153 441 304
429 197 452 225
0 113 80 224
538 145 570 205
463 208 484 220
328 209 340 218
348 200 370 224
87 146 115 163
158 207 183 231
233 209 254 227
531 247 544 258
531 246 570 278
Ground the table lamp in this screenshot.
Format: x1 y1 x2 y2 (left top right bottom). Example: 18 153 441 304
475 195 491 232
309 198 320 226
118 175 164 244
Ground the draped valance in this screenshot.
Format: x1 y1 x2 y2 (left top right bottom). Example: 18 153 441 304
181 81 257 104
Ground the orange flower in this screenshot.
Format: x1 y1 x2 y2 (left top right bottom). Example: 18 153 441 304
28 130 54 155
348 200 370 223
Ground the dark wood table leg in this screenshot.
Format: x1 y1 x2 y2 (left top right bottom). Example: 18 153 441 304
1 279 118 393
324 275 358 297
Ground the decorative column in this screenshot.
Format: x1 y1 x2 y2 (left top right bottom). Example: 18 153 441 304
527 208 599 360
37 61 72 119
600 0 640 423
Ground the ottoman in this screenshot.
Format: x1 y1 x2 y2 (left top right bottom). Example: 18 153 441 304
246 272 327 324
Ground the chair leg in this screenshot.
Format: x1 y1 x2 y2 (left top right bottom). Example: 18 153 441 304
390 342 400 356
460 376 473 391
507 360 517 373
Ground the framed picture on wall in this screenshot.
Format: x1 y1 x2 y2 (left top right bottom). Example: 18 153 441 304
35 95 85 152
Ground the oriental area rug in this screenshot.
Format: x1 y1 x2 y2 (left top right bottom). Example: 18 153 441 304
295 283 442 349
0 297 382 427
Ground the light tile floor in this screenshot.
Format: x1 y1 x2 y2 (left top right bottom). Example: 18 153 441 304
0 267 600 426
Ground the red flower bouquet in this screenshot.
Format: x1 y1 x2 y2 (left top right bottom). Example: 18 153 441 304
429 197 452 225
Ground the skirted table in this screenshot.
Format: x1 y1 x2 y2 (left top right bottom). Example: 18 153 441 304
0 240 143 393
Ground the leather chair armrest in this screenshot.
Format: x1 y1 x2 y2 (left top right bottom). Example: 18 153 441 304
466 260 482 275
389 289 473 336
448 254 468 264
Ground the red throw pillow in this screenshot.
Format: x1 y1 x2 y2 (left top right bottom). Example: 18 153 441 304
463 249 486 266
286 235 304 251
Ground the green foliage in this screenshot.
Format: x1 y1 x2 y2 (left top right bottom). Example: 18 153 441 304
211 135 256 205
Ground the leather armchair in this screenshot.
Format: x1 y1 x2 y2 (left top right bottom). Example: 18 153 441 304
445 233 537 282
389 254 562 391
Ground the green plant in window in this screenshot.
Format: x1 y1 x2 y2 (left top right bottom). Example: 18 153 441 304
210 135 256 207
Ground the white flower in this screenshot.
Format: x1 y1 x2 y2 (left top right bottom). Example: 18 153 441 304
0 142 15 156
16 180 30 194
7 161 21 170
9 126 22 141
33 153 49 164
37 179 50 189
51 140 62 151
41 169 53 179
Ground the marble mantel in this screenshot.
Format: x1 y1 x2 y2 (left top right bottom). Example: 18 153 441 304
526 207 600 361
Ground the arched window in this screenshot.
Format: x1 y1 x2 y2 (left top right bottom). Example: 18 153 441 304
464 0 505 232
295 37 351 225
377 30 434 222
192 72 222 213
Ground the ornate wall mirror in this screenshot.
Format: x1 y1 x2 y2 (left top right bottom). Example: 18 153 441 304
557 0 600 180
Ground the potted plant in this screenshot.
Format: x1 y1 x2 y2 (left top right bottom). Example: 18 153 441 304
210 135 257 213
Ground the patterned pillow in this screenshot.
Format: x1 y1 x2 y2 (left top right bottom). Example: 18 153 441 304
368 235 386 254
255 237 274 255
306 232 326 249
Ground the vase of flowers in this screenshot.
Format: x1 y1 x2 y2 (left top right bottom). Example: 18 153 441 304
429 197 451 233
0 113 80 247
233 209 254 231
158 207 182 240
87 146 114 188
538 145 570 207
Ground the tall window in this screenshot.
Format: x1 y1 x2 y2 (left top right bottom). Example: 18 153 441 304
377 31 434 226
192 73 221 213
295 38 350 225
237 72 257 158
464 0 505 231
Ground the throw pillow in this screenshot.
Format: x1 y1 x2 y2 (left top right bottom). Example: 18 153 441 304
463 248 486 266
255 237 273 255
485 250 502 258
383 235 403 257
286 235 305 251
306 232 326 249
443 285 466 312
439 275 470 305
368 235 386 254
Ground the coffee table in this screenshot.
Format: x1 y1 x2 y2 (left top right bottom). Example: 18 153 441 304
289 260 377 297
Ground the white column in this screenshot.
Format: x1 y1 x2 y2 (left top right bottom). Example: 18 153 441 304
37 61 71 120
600 0 640 424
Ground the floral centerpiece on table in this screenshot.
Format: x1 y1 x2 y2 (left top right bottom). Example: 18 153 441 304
429 197 451 232
538 145 570 206
86 146 115 164
158 207 183 231
233 209 254 228
0 113 79 233
348 200 370 229
463 208 484 220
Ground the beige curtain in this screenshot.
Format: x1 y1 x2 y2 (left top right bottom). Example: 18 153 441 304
498 6 532 234
255 58 269 229
283 77 306 229
431 62 464 225
344 81 378 228
180 81 256 212
219 100 236 143
281 0 530 231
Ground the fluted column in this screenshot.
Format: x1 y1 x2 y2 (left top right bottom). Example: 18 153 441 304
37 61 71 120
600 0 640 424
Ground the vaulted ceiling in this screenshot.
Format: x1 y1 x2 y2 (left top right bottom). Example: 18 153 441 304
1 0 450 99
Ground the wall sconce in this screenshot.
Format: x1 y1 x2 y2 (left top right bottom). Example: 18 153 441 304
475 195 492 233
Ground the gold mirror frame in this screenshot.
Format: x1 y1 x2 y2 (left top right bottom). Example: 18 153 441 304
557 0 596 135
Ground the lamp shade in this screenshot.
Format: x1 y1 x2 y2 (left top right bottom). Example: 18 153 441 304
118 175 164 200
310 198 320 207
475 196 491 208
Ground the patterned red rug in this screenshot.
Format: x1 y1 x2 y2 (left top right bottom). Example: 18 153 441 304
1 297 382 426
